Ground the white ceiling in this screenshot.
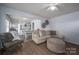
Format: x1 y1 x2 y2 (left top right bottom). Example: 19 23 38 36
1 3 79 19
6 14 32 24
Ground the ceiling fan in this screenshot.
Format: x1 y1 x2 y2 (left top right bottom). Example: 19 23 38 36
45 3 64 11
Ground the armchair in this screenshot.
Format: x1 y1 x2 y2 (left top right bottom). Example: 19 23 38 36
32 29 50 44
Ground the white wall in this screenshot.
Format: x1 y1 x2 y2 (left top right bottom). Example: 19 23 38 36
0 6 45 33
49 11 79 45
31 19 53 31
43 20 53 30
0 14 9 33
31 19 42 30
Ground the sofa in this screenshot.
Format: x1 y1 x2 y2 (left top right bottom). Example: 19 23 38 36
0 32 23 54
32 29 49 44
32 29 65 53
32 29 56 44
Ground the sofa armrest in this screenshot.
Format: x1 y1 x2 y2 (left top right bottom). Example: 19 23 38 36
32 34 39 39
4 40 23 48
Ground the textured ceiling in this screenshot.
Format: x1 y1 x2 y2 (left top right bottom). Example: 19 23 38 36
1 3 79 19
6 14 32 24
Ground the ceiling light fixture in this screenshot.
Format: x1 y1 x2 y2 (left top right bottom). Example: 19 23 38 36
47 6 57 11
47 3 60 11
23 18 27 19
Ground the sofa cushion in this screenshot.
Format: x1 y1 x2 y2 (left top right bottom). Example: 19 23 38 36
50 31 56 35
0 32 14 42
39 30 46 37
33 29 40 37
56 31 64 39
4 40 23 48
45 31 50 35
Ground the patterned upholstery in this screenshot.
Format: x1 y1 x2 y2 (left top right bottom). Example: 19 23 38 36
0 32 23 49
32 29 56 44
0 33 14 42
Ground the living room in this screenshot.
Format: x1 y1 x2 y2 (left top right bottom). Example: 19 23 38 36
0 3 79 55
